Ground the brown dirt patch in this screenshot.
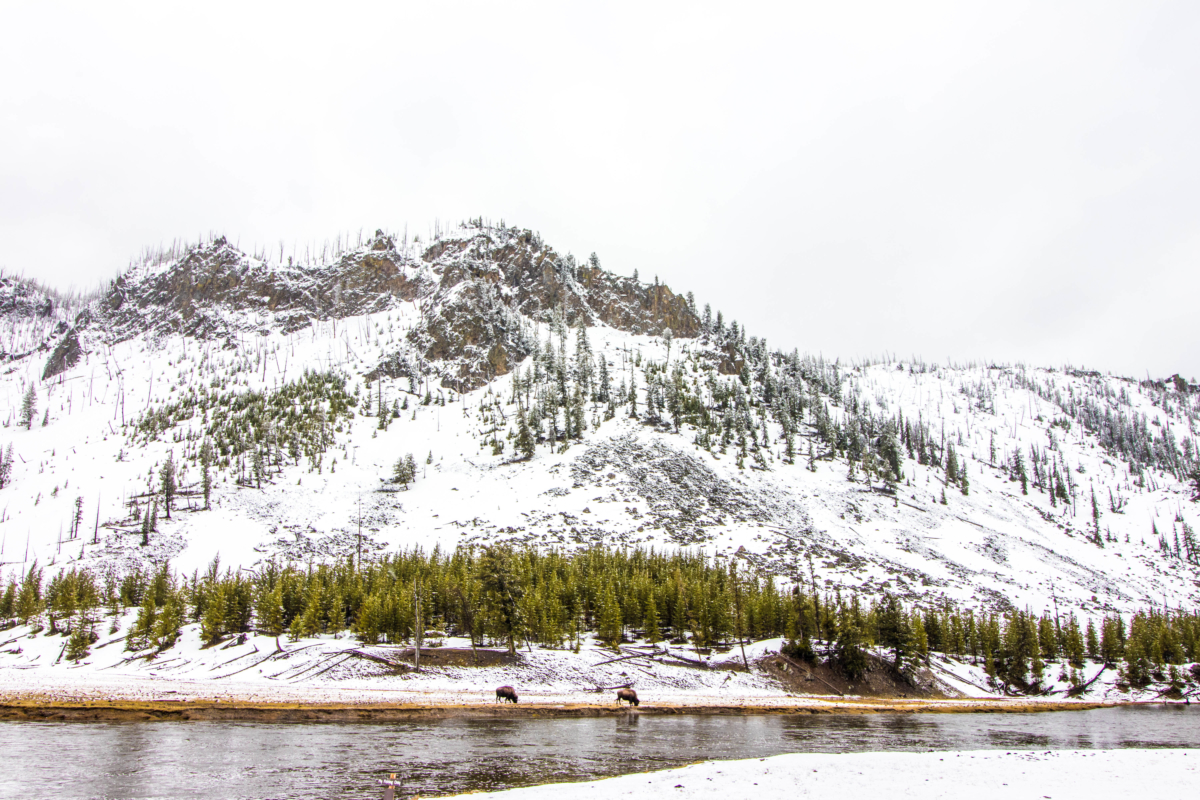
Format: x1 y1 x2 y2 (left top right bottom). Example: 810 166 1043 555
386 647 519 668
757 652 949 699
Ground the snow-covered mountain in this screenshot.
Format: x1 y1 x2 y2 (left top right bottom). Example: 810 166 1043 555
2 220 1198 619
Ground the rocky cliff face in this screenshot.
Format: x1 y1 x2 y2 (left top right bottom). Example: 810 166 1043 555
0 276 60 321
408 225 699 388
43 223 700 389
96 232 430 342
0 276 76 368
421 229 698 336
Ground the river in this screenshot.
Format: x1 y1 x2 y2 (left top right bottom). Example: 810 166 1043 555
1 705 1197 799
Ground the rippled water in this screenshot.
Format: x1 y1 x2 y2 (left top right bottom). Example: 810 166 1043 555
1 705 1197 799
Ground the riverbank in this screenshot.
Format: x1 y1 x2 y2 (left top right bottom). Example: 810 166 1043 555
0 690 1114 722
443 748 1199 799
2 620 1189 718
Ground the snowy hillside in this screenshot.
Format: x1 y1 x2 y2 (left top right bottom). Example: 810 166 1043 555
1 219 1198 626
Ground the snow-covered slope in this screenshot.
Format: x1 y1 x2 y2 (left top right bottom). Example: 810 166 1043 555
1 221 1198 623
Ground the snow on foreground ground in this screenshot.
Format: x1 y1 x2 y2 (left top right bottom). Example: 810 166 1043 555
446 749 1198 800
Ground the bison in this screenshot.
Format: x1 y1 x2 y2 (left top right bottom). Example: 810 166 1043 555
616 688 639 707
496 685 519 704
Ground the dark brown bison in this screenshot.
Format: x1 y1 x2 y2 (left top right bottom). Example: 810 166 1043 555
496 685 519 703
616 688 639 707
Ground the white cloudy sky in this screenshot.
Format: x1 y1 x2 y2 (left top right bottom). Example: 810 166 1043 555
2 1 1198 378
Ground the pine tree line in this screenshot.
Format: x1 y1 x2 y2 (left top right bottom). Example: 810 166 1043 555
3 546 1197 691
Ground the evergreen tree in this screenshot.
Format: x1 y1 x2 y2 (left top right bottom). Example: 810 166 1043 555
290 587 322 641
596 357 611 403
256 582 286 639
125 589 157 652
597 582 623 649
141 500 158 547
1064 615 1086 668
945 443 959 484
0 444 14 489
515 409 535 460
15 563 42 626
877 595 912 667
153 590 184 651
833 621 868 680
72 496 84 539
159 452 176 520
1030 639 1045 686
200 439 214 510
393 454 415 488
354 591 386 645
19 384 36 430
65 626 92 662
878 424 904 483
200 582 228 645
1055 467 1070 503
574 321 594 394
643 587 662 644
481 547 523 654
911 613 930 666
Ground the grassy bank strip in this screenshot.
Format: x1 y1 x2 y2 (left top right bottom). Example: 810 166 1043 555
0 697 1113 722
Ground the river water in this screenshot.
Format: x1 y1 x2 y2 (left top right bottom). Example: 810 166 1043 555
1 705 1197 799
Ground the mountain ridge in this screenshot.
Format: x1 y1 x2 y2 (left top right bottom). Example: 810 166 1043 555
0 220 1197 622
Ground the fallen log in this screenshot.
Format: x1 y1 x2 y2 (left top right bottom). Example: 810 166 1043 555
590 651 652 667
1067 664 1108 696
659 649 709 668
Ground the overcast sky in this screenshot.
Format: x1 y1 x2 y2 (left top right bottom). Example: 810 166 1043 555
2 2 1198 379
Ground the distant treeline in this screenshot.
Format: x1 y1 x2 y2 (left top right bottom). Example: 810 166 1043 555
2 545 1198 692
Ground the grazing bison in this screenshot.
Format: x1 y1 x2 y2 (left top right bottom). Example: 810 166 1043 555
616 688 639 707
496 685 519 704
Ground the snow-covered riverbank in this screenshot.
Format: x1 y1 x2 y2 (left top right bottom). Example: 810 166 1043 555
2 619 1185 711
445 748 1198 799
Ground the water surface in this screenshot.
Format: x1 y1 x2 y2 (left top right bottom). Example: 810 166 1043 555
2 705 1197 799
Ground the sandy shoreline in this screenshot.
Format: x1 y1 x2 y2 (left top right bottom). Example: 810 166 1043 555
0 693 1115 722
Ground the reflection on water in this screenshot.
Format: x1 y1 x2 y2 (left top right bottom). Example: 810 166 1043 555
1 705 1197 800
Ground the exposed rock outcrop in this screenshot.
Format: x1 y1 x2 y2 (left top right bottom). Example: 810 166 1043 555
42 327 82 380
22 223 702 389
